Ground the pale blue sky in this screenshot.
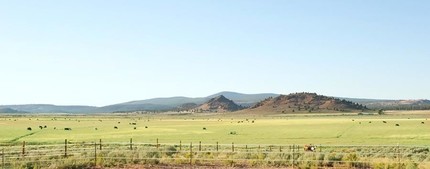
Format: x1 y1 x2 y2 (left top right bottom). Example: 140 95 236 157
1 1 429 106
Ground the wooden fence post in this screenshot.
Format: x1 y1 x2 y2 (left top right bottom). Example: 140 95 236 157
2 148 4 169
64 139 67 157
94 142 97 166
190 142 193 165
216 142 219 152
99 139 102 150
292 144 295 169
246 145 248 152
22 141 25 157
179 140 182 151
156 138 159 149
232 142 234 152
130 138 133 150
199 141 201 151
279 146 282 152
397 144 400 168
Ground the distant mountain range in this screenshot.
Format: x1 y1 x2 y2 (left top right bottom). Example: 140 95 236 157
346 98 430 110
0 108 29 114
1 91 429 114
0 91 277 113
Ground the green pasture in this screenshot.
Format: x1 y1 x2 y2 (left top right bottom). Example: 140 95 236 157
0 115 429 145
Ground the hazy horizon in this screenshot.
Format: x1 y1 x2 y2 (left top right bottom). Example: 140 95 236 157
1 1 429 106
1 90 428 107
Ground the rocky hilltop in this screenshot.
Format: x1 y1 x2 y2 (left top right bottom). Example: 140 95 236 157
250 92 367 113
194 95 244 112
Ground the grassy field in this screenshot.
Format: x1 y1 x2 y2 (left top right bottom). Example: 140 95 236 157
1 112 429 145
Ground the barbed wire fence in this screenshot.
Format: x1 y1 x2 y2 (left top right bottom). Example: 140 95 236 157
1 139 429 168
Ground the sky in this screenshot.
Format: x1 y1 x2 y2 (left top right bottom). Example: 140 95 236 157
1 0 429 106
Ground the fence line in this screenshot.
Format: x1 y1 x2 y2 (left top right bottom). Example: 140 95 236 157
1 140 429 168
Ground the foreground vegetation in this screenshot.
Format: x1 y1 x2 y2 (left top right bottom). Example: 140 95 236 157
2 142 430 169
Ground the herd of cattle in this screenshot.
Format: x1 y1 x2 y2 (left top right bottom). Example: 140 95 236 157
27 126 72 131
25 119 426 132
354 119 425 126
26 122 146 131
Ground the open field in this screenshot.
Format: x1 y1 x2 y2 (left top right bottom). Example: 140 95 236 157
1 112 430 168
1 112 429 145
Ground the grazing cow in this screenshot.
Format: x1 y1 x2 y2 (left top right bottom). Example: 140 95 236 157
395 124 400 126
114 126 118 129
304 145 316 152
44 125 47 128
54 127 56 130
27 127 32 131
383 121 387 123
64 128 72 130
133 127 137 130
131 123 137 125
95 128 98 130
203 127 207 130
369 121 372 123
252 121 255 123
118 122 120 124
39 126 43 129
421 122 425 124
145 126 148 128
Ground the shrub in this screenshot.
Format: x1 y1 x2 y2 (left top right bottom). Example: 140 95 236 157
165 146 177 157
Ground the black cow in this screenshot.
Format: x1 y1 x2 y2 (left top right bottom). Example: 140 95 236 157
64 128 72 130
27 127 32 131
395 124 400 126
383 121 387 123
114 126 118 129
203 127 207 130
422 122 425 124
39 126 43 129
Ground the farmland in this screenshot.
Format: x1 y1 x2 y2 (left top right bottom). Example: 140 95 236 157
1 112 430 168
1 112 429 145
